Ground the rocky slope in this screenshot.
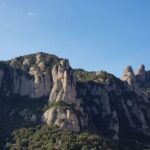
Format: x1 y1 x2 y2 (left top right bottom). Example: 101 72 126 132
0 52 150 150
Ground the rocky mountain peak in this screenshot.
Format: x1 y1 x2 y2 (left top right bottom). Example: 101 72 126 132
122 65 135 76
49 59 76 104
135 64 146 82
120 65 136 88
120 65 146 93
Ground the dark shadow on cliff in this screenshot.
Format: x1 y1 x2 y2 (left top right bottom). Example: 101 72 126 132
0 63 49 149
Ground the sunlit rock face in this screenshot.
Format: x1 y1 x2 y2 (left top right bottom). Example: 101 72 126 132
120 65 139 92
121 65 136 85
49 59 77 104
44 59 84 132
1 66 51 99
43 107 80 132
135 64 150 82
0 53 54 99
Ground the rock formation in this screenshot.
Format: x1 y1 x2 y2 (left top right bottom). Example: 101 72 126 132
48 59 81 109
121 65 135 84
0 52 150 149
49 59 76 103
0 53 54 98
43 107 80 132
10 68 51 98
134 64 150 83
44 59 83 132
135 64 146 82
23 58 30 66
120 65 139 91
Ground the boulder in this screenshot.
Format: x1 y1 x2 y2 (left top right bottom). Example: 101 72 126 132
43 107 80 132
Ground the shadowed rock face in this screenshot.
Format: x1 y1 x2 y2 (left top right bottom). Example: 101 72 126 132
135 64 146 82
135 64 150 83
0 52 150 149
0 69 4 88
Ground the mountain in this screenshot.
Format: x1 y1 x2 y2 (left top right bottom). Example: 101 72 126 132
0 52 150 150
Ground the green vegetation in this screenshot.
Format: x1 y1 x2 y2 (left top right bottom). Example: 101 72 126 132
48 101 75 110
6 125 116 150
136 81 150 96
73 69 117 84
0 94 48 149
140 87 150 96
0 52 61 74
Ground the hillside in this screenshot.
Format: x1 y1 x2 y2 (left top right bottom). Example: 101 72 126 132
0 52 150 150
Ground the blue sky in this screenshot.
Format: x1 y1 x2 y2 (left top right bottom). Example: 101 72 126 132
0 0 150 77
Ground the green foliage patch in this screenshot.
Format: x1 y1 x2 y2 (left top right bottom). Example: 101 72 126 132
6 125 116 150
73 69 118 84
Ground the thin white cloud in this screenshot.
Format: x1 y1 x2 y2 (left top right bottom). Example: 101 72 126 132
28 12 36 17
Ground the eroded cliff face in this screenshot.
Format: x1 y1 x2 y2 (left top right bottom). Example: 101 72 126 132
120 66 150 128
76 80 120 140
43 59 84 132
49 59 76 104
0 53 57 98
0 52 150 149
76 74 150 140
11 69 51 98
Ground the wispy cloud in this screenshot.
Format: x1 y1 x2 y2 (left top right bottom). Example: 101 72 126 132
28 12 36 17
